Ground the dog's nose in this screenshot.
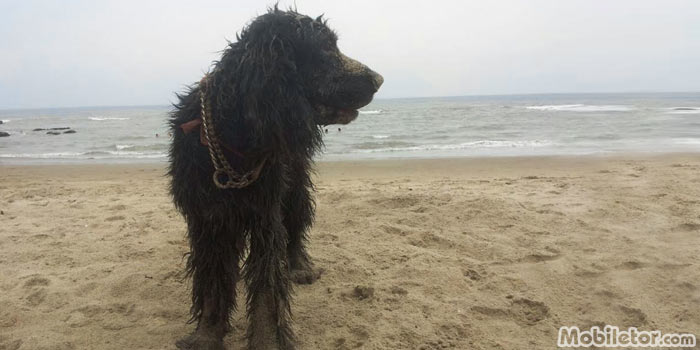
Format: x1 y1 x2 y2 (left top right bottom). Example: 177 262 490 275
340 53 383 92
370 71 384 91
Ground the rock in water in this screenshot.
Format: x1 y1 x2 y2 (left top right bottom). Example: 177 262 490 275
34 127 71 131
0 131 9 137
63 130 77 134
47 131 61 135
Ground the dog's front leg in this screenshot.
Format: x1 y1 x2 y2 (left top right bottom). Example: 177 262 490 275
283 178 323 285
177 219 242 350
176 299 228 350
245 204 296 350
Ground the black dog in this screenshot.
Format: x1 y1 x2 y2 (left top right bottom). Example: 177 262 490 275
168 8 382 350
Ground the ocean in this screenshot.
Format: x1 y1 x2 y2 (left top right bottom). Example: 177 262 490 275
1 93 699 164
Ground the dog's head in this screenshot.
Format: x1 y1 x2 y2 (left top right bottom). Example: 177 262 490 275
236 9 383 126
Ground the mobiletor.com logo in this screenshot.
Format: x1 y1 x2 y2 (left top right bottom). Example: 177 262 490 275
558 326 696 348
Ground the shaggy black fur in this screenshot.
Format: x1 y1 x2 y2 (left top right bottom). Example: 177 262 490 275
168 8 382 350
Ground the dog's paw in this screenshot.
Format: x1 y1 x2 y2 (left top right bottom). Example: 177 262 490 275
176 333 226 350
290 266 324 284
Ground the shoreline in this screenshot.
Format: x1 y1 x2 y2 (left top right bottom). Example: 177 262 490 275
2 150 699 169
1 152 699 349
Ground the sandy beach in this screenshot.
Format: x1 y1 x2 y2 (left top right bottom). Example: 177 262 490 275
1 154 699 350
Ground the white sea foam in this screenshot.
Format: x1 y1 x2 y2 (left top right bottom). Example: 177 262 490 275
673 138 700 145
84 150 165 158
526 104 635 112
1 119 10 123
103 151 165 158
359 110 382 115
0 152 86 158
356 140 553 153
372 135 390 139
0 151 166 159
89 117 130 121
114 144 166 152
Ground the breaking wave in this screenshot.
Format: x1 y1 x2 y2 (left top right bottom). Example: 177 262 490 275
113 144 166 152
354 140 553 153
0 151 166 159
526 104 635 112
89 117 130 121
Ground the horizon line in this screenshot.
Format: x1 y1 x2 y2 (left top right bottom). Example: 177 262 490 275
1 90 699 111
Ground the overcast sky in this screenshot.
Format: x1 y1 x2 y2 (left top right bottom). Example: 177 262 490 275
1 0 698 109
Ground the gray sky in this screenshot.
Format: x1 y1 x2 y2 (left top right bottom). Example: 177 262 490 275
1 0 698 109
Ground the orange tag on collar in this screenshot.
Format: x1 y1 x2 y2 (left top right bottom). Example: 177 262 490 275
180 118 202 134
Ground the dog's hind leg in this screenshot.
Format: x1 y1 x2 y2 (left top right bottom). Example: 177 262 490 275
177 218 242 350
283 175 323 284
245 205 296 350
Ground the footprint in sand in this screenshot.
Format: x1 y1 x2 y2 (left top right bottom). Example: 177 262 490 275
22 275 51 307
348 326 370 347
104 215 125 222
67 303 138 330
407 232 455 249
619 306 648 327
574 268 607 278
23 276 50 288
418 339 457 349
511 298 550 325
535 208 565 216
472 298 550 326
617 260 648 270
74 282 99 297
368 194 422 209
676 223 700 231
676 281 696 291
109 204 127 211
0 302 19 329
462 265 490 282
594 289 619 299
520 247 562 263
332 326 370 349
0 338 22 350
341 285 375 301
389 286 408 296
380 224 408 236
463 268 483 281
26 289 48 307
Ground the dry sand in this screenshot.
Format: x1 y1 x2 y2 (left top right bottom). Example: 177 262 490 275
1 154 699 349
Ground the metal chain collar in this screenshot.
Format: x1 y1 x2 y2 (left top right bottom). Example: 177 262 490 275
199 74 267 189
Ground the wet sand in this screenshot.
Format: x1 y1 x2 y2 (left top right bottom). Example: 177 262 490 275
1 154 699 349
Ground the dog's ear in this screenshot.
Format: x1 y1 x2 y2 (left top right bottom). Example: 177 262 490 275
210 12 321 155
237 27 298 95
234 24 311 152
